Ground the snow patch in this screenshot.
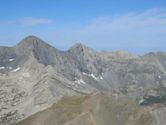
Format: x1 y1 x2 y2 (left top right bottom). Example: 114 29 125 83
139 99 145 105
82 72 88 75
90 74 98 80
82 72 104 80
0 67 5 70
9 58 15 61
75 78 86 84
99 76 103 80
11 67 21 72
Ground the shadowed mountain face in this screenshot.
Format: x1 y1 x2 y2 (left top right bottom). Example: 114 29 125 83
0 36 166 125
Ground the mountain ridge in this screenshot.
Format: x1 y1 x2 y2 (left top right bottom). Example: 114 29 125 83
0 36 165 57
0 36 166 125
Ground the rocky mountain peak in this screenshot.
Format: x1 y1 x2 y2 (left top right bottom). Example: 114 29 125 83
68 43 98 60
24 35 39 40
72 42 87 48
16 35 49 49
13 36 60 66
15 35 57 56
70 43 88 52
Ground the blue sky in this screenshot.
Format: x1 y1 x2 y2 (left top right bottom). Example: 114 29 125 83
0 0 166 54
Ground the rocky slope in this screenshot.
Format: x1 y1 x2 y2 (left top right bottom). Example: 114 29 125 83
0 36 166 125
15 93 156 125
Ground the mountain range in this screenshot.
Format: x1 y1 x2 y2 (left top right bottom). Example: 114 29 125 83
0 36 166 125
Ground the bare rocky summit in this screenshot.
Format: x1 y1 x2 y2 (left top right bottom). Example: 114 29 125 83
0 36 166 125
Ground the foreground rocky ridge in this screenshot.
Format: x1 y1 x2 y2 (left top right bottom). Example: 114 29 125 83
15 93 156 125
0 36 166 125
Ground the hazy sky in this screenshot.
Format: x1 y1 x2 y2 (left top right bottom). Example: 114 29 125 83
0 0 166 54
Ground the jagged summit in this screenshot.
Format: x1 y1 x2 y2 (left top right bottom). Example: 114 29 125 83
69 42 96 55
16 35 51 49
12 35 61 66
24 35 39 39
18 35 40 44
15 35 58 56
71 42 87 48
69 42 89 51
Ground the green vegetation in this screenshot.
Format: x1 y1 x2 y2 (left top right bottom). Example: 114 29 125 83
140 95 166 105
